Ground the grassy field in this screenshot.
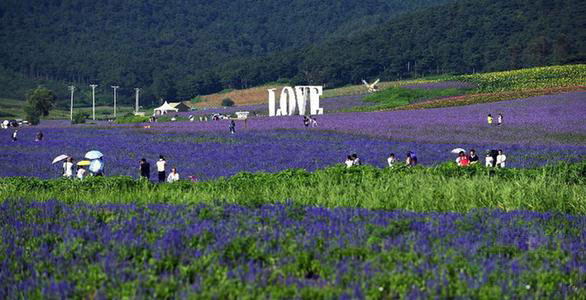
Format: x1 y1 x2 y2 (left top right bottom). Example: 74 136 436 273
2 162 585 213
190 65 586 111
0 99 137 120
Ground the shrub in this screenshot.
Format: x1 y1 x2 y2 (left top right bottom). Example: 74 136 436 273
221 98 235 107
114 114 150 124
72 111 89 124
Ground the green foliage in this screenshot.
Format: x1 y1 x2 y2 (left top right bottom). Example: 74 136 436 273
349 87 467 111
0 0 584 100
26 87 56 116
23 86 56 124
115 113 150 124
72 111 89 124
24 105 40 125
456 64 586 92
221 98 235 107
1 162 585 213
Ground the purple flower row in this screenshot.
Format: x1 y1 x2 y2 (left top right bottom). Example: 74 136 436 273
1 200 584 298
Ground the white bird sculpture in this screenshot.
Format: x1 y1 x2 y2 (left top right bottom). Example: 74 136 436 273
362 78 380 93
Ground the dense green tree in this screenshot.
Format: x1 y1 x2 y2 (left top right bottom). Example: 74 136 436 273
24 86 56 124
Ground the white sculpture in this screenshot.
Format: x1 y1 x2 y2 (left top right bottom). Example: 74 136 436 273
268 86 323 116
362 79 380 93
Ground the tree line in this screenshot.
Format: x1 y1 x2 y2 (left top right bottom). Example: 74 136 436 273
0 0 584 108
0 0 448 107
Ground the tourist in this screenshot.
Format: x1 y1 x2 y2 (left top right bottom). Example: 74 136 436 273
405 151 417 167
351 153 361 166
63 157 74 178
487 114 493 125
387 153 396 167
167 167 180 182
345 155 354 168
497 113 503 126
456 151 469 167
76 165 86 180
11 129 17 142
189 115 194 122
496 149 507 168
310 116 318 127
139 158 150 179
229 120 236 134
199 116 203 122
35 131 43 142
468 149 479 165
156 155 167 183
485 151 494 168
90 158 104 176
303 116 310 127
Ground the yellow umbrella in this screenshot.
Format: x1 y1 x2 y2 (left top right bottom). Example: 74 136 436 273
77 160 91 166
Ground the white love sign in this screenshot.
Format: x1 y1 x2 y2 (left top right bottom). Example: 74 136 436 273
267 86 324 116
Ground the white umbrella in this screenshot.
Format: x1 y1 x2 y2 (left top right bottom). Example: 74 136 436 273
451 148 466 154
52 154 69 164
85 150 103 160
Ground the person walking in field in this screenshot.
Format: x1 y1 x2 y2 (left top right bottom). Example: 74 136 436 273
456 151 469 167
310 116 318 127
496 149 506 168
11 129 18 142
345 155 354 168
485 151 494 168
497 113 503 126
468 149 479 165
351 153 361 166
387 153 396 167
139 158 151 179
76 165 86 180
167 167 180 182
63 157 74 178
487 114 493 125
156 155 167 183
303 116 310 128
89 158 104 176
405 151 417 166
229 120 236 134
35 131 43 142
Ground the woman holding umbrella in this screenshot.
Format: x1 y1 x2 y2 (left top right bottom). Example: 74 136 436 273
63 157 74 178
85 150 105 176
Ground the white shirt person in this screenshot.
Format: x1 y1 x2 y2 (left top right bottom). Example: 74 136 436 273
496 150 506 168
167 167 180 183
63 157 74 178
156 155 167 183
387 153 396 167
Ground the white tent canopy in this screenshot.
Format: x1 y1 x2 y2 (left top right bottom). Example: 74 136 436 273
154 101 179 115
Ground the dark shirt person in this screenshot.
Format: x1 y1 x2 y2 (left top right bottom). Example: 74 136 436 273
139 158 151 179
468 149 479 165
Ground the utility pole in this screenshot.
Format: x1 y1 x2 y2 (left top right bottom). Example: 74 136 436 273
134 88 140 112
89 84 98 120
68 85 75 121
111 85 120 118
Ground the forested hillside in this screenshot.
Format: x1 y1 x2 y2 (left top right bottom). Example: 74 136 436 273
228 0 586 88
0 0 584 108
0 0 448 106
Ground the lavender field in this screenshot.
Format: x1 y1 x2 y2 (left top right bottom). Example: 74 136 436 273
1 200 585 298
1 91 585 179
2 88 586 300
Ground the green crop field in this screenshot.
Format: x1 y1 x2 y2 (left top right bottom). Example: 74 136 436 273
2 162 585 213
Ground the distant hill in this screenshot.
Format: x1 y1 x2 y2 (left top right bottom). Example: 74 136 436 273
224 0 586 89
1 0 584 108
0 0 449 105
